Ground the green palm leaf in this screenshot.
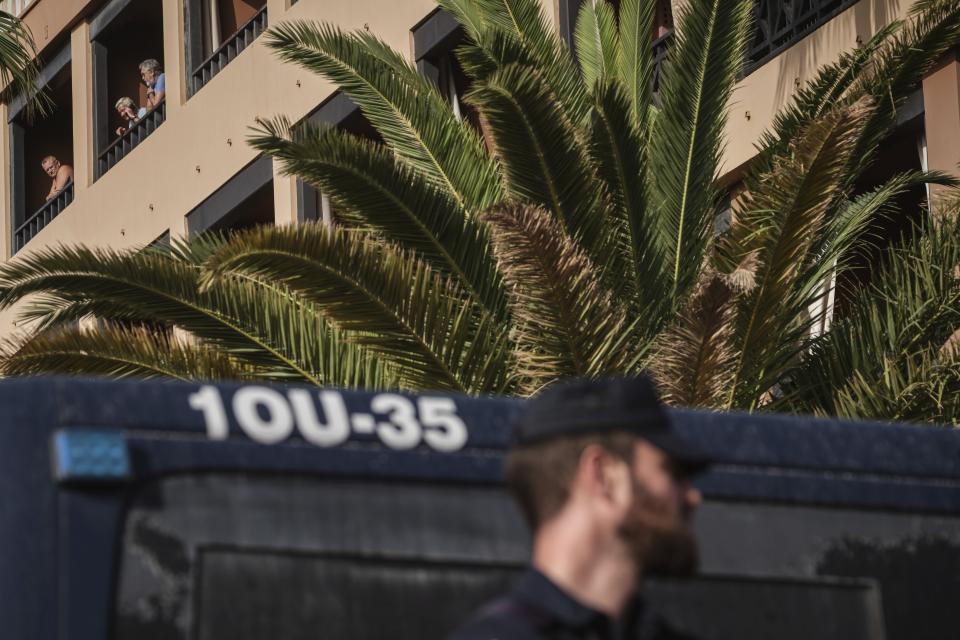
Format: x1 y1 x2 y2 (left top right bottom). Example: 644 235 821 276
0 324 253 381
574 0 621 88
0 11 52 120
466 63 611 264
617 0 656 127
722 100 872 409
249 117 507 318
264 21 501 212
0 245 388 387
649 0 753 296
589 80 669 320
779 214 960 421
201 224 513 393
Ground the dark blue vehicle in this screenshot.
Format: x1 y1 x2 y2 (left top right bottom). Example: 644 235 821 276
2 377 959 639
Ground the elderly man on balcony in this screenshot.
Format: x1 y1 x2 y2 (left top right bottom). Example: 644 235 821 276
139 58 165 110
41 155 73 202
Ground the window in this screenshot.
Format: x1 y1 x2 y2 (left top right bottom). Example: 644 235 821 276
8 45 73 253
185 156 275 234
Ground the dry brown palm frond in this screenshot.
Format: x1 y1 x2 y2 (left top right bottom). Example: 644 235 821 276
482 203 639 395
650 269 737 408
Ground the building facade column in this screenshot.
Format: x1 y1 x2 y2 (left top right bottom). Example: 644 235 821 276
922 53 960 214
162 0 187 113
70 21 94 192
0 104 11 261
272 159 298 226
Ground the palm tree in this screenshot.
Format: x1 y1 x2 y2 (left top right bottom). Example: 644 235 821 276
0 8 51 118
3 0 960 424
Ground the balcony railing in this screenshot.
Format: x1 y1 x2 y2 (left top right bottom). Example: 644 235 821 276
191 6 268 95
748 0 859 69
652 30 671 94
97 101 166 178
14 179 73 252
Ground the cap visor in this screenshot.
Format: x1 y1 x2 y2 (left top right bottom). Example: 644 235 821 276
644 431 712 475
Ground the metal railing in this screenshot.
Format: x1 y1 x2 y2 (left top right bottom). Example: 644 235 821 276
747 0 859 70
651 0 861 88
652 30 671 94
191 6 268 95
97 101 166 178
14 179 73 252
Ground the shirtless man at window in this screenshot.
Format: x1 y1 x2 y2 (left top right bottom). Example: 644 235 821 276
41 155 73 201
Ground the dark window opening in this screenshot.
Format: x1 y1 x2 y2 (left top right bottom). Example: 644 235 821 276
297 93 380 225
185 0 268 95
9 58 73 253
185 156 274 234
91 0 166 178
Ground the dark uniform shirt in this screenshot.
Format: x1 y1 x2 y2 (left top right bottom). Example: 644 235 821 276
448 569 697 640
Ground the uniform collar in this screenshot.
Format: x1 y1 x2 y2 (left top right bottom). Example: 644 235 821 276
513 568 644 634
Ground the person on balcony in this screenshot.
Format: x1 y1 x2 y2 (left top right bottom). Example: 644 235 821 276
114 97 147 136
41 156 73 202
139 59 165 110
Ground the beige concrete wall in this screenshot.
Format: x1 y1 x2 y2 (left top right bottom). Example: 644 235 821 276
720 0 912 176
922 53 960 211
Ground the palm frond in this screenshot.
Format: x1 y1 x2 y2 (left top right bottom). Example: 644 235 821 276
0 11 52 120
249 116 507 318
589 80 670 322
0 324 253 381
574 0 621 88
722 100 872 409
778 215 960 420
201 224 513 393
264 21 501 212
617 0 656 128
466 63 612 264
649 0 754 296
454 0 591 125
651 272 737 408
482 204 639 395
0 244 389 387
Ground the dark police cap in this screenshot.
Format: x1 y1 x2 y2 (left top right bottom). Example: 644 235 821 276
512 376 710 473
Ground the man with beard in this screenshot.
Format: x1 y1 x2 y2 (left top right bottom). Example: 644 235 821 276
448 376 708 640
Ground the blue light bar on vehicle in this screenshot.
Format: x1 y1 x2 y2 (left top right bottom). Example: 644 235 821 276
51 429 131 484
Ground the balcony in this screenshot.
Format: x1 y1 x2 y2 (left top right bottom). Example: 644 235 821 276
748 0 860 70
90 0 165 179
97 101 166 177
14 180 73 252
188 3 268 96
8 44 73 253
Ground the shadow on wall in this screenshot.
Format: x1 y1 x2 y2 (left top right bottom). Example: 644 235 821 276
766 0 906 118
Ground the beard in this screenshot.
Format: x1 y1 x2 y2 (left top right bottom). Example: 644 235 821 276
617 482 699 578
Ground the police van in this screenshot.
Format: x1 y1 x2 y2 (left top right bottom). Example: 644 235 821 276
2 377 958 639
